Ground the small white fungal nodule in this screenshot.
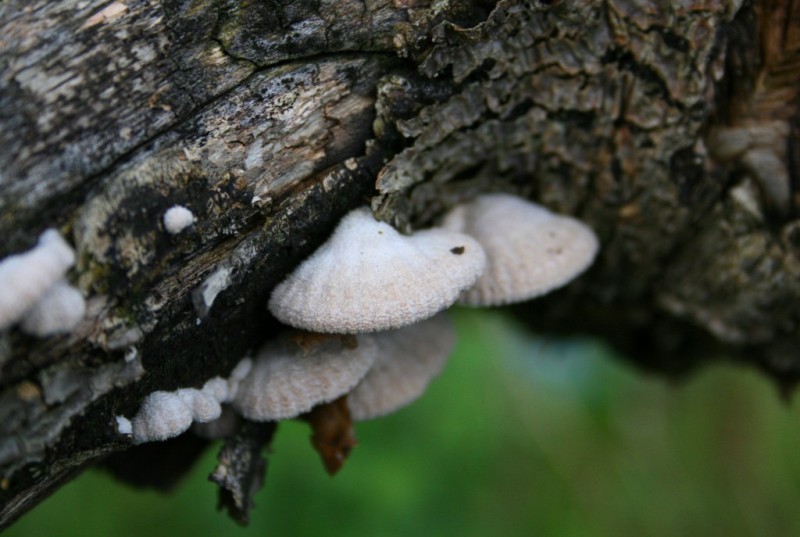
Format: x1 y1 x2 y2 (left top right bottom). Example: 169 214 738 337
163 205 195 234
0 229 76 330
116 415 133 436
201 376 231 403
131 391 194 444
225 357 253 401
176 388 222 423
20 280 86 337
442 194 599 306
268 207 486 333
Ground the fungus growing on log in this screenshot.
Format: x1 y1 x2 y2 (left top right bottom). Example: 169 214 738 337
176 388 223 423
130 391 195 444
19 280 86 337
233 334 377 421
347 313 456 421
268 207 486 333
0 229 76 330
442 194 599 306
163 205 195 235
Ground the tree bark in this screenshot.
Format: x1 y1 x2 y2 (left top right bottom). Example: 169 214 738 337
0 0 798 528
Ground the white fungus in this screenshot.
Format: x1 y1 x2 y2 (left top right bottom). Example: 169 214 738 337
225 357 253 401
19 280 86 337
131 390 194 444
233 334 377 421
0 229 76 330
268 207 486 333
176 388 223 423
201 376 231 403
163 205 195 234
116 415 133 436
347 313 456 421
442 194 599 306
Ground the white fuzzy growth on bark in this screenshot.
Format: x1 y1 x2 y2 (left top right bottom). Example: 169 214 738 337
131 391 194 444
20 280 86 337
163 205 195 234
0 229 75 330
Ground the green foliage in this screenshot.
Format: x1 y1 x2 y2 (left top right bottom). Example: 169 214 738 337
8 310 800 536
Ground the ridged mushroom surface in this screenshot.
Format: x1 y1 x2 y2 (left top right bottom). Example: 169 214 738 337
348 313 456 421
268 207 486 333
233 334 377 421
442 194 599 306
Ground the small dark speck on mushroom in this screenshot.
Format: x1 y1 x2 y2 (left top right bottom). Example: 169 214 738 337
451 246 465 255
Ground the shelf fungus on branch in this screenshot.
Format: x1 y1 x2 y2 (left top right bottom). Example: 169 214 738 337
442 194 599 306
268 207 486 333
347 312 456 421
232 333 377 421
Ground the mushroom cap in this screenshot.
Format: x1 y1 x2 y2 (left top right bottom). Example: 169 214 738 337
442 194 599 306
347 313 456 421
131 391 194 444
268 207 486 333
20 280 86 337
0 229 76 330
233 333 377 421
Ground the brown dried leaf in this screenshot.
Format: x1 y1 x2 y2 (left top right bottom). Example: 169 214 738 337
303 395 357 476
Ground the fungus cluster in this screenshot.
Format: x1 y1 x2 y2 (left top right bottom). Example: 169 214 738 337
123 193 598 481
120 359 252 443
0 229 86 336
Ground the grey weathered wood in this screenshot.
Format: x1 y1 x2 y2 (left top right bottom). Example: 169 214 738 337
1 0 798 528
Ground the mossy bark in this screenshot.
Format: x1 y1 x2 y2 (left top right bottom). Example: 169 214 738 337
0 0 798 528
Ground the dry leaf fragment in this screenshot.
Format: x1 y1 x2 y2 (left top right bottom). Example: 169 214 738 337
303 396 357 476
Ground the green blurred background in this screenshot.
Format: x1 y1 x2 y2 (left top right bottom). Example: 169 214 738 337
7 309 800 537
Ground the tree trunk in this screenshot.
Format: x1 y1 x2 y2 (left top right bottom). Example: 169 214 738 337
0 0 798 528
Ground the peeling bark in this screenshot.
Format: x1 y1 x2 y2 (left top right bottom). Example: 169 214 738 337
0 0 798 529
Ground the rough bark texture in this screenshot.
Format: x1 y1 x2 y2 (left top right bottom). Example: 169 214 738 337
1 0 798 528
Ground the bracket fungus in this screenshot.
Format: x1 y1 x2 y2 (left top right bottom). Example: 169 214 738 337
268 207 486 333
347 313 456 421
233 334 377 421
442 194 599 306
0 229 76 331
